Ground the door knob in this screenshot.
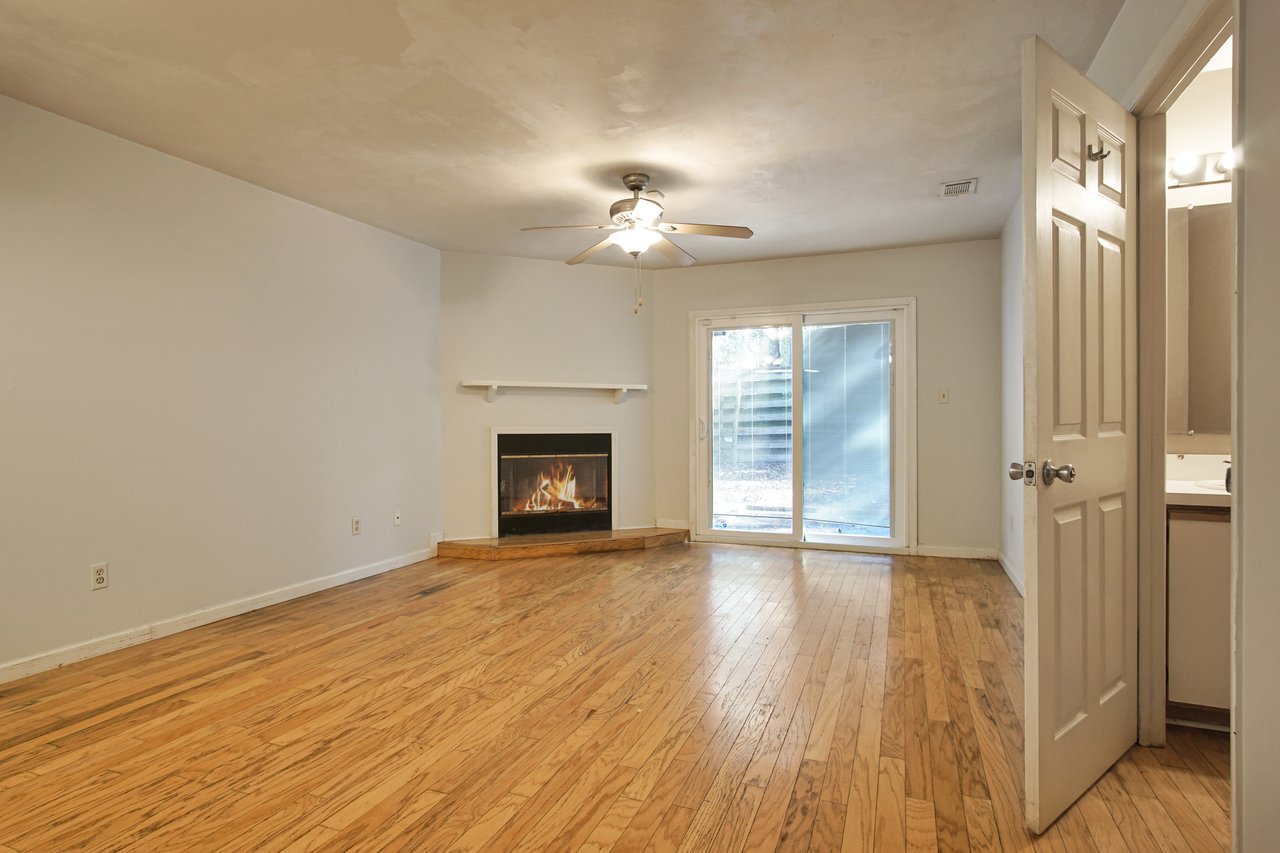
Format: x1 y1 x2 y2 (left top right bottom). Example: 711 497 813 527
1043 459 1076 485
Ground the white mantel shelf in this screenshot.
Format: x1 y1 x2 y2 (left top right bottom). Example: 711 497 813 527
460 380 648 404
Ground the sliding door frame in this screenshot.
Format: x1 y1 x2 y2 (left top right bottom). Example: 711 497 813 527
688 297 917 554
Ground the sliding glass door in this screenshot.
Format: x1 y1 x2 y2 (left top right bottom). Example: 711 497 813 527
694 302 912 549
802 318 893 542
708 320 795 536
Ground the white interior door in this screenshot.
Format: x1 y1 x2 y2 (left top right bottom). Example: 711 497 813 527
1020 36 1138 832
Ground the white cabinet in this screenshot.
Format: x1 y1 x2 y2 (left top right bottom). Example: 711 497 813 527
1167 509 1231 711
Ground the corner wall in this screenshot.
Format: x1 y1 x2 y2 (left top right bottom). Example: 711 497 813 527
439 253 654 538
0 97 443 676
650 239 1002 554
1000 198 1027 592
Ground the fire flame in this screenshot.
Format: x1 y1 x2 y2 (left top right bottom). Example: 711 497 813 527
522 461 600 512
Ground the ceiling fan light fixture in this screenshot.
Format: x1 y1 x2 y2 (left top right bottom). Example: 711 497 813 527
629 197 663 225
523 172 750 266
609 227 662 255
610 196 664 226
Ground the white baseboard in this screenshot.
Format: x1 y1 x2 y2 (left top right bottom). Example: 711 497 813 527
655 518 690 530
915 545 999 560
0 548 432 686
997 550 1027 596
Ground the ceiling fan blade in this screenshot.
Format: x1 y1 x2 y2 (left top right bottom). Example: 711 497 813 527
651 235 696 266
660 222 753 239
521 224 615 232
565 237 616 265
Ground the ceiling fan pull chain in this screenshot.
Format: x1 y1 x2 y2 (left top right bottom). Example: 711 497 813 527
633 253 641 314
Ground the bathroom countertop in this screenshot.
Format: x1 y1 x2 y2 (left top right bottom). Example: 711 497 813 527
1166 479 1232 509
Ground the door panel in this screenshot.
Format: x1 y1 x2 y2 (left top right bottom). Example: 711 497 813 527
1097 126 1126 206
1099 494 1127 693
1052 214 1086 437
1023 36 1139 832
1099 235 1127 432
708 323 794 536
1051 503 1087 733
802 320 893 540
1051 95 1086 182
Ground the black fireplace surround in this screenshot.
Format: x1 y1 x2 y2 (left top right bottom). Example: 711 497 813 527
497 433 612 537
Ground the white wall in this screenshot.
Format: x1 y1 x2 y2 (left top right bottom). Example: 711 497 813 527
999 199 1026 593
439 253 654 538
1168 67 1234 160
1234 0 1280 844
0 97 443 676
1088 0 1212 108
650 240 1002 554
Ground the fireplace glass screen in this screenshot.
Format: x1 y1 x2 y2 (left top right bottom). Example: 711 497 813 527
496 433 612 536
499 453 609 517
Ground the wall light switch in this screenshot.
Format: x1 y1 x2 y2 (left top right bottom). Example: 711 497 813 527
938 388 950 405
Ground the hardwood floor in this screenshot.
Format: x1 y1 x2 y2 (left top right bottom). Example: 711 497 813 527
0 544 1229 851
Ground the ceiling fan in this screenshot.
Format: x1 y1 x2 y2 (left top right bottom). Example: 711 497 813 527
521 172 753 266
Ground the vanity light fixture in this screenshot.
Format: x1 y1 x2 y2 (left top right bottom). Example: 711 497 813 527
1167 151 1235 187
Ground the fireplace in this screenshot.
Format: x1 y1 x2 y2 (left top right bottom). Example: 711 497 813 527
496 432 612 536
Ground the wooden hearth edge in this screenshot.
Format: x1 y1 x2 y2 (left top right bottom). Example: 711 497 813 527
437 528 688 561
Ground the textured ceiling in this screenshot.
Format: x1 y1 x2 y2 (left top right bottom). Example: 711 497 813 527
0 0 1124 266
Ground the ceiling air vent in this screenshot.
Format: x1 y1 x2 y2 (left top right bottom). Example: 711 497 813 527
939 178 979 198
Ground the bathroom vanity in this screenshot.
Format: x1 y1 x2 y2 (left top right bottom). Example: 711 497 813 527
1166 454 1231 726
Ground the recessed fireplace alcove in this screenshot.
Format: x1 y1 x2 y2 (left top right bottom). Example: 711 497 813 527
436 428 686 559
496 432 612 537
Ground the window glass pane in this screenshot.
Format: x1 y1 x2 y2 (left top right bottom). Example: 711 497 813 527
710 326 792 533
802 321 891 538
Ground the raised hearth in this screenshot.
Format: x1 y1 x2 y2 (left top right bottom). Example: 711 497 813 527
437 527 688 561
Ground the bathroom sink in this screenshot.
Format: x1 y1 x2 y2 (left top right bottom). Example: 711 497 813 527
1194 479 1229 492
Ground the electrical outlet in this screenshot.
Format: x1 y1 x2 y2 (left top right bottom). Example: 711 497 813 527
351 517 362 536
90 562 108 591
937 387 950 405
394 510 402 527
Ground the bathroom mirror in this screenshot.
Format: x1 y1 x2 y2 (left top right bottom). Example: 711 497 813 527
1167 202 1233 437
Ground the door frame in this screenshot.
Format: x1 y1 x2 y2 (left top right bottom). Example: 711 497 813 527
1132 0 1233 748
686 297 918 554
